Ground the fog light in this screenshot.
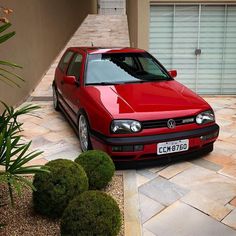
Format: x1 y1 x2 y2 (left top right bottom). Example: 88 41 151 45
112 145 134 152
134 145 143 151
122 145 134 152
112 146 123 152
200 131 218 141
112 145 144 152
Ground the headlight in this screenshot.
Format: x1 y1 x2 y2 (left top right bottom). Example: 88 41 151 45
111 120 142 134
196 110 215 125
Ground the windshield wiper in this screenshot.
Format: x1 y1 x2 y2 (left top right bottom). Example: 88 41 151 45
86 82 121 86
137 76 170 82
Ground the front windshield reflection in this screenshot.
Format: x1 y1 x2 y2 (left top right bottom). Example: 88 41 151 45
86 53 170 85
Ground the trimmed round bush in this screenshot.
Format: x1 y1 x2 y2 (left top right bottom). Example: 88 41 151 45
33 159 88 218
75 150 115 190
61 190 121 236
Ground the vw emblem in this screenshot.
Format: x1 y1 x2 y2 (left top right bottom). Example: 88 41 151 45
167 119 176 129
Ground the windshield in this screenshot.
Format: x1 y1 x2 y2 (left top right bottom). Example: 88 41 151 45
85 52 171 85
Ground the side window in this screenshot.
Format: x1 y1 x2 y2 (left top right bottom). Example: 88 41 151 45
123 57 139 70
139 57 168 77
67 53 83 80
58 51 74 72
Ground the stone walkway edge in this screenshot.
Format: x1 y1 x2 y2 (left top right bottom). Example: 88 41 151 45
124 170 142 236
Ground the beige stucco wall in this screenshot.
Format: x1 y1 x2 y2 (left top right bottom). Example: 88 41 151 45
0 0 97 107
126 0 150 50
127 0 236 50
126 0 138 48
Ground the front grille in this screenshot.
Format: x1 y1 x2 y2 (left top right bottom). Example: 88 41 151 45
142 116 195 129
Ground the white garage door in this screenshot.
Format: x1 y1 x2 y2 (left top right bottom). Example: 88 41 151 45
98 0 125 15
149 4 236 94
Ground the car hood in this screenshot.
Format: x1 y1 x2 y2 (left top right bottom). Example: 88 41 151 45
86 80 211 120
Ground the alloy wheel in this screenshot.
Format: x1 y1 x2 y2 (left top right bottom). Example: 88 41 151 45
79 115 89 152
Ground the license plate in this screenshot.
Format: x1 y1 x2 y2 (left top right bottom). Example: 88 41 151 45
157 139 189 155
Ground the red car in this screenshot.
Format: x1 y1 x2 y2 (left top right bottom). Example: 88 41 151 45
52 47 219 164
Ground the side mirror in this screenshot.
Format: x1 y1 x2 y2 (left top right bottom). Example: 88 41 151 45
168 70 177 78
63 75 77 85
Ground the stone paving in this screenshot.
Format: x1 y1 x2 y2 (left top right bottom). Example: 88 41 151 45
138 96 236 236
17 14 236 236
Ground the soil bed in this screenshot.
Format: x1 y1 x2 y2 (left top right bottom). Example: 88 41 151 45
0 175 124 236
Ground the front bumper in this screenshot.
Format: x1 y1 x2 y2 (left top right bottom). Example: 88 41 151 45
90 124 219 163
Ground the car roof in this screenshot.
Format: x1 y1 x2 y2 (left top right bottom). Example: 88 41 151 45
67 47 146 54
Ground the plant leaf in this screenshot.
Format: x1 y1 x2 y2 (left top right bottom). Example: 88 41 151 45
5 137 11 169
0 31 15 44
0 22 11 33
11 150 44 171
0 67 24 81
0 60 22 69
15 175 36 191
12 167 48 175
0 72 21 87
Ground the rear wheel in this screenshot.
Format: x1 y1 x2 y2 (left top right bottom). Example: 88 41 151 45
52 85 60 111
78 114 92 152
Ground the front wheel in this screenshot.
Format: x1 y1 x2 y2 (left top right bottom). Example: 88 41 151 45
78 114 92 152
52 85 60 111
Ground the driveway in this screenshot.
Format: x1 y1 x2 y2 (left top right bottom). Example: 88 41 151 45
18 15 236 236
20 95 236 236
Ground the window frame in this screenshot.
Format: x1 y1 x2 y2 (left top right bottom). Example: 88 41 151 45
66 53 83 81
58 50 74 73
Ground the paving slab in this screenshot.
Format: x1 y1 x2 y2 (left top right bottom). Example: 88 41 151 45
230 197 236 207
26 157 48 166
216 108 236 116
171 165 236 205
144 201 236 236
190 158 222 172
214 140 236 156
31 136 53 149
143 228 156 236
139 193 165 224
158 162 193 179
181 191 232 221
226 203 235 211
148 166 167 174
139 176 188 206
222 208 236 229
225 136 236 145
136 174 150 188
123 170 142 236
204 152 233 167
219 163 236 179
170 165 216 187
136 169 158 180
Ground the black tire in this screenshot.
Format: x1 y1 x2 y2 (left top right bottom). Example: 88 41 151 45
78 114 92 152
52 85 60 111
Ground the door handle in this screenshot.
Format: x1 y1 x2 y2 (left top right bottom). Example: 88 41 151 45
195 49 201 56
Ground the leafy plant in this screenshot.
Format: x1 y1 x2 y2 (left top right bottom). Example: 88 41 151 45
61 191 121 236
0 5 24 88
33 159 88 218
75 150 115 190
0 102 48 206
0 22 24 87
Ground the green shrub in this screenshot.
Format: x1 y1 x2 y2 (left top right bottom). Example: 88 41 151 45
0 102 47 206
33 159 88 218
61 190 121 236
75 150 115 190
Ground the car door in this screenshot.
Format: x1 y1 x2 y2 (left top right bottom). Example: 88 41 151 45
55 49 74 101
62 52 85 124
